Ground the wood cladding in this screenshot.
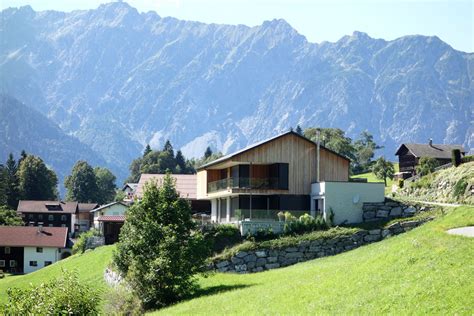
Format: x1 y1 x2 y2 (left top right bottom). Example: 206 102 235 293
196 133 350 198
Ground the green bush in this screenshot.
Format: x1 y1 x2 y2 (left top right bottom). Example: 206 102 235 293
283 214 328 235
104 285 143 315
0 269 100 315
461 155 474 163
416 157 439 176
72 228 102 254
452 149 462 167
410 173 434 189
246 227 277 242
398 179 404 188
453 178 468 198
202 224 242 253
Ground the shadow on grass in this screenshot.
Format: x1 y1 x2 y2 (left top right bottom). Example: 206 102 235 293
188 283 254 300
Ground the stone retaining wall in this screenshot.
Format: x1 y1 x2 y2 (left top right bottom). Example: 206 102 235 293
362 199 431 222
212 217 433 274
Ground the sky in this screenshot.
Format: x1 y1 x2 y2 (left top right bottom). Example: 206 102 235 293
1 0 473 52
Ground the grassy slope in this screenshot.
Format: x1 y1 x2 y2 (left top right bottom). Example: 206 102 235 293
155 206 474 315
352 163 399 194
0 245 115 304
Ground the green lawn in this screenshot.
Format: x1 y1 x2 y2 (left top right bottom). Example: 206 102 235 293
352 163 399 194
153 206 474 315
0 245 115 305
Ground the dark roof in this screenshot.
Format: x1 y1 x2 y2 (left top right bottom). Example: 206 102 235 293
122 183 138 191
17 201 78 214
78 203 99 213
97 215 126 222
0 226 68 248
395 143 465 159
198 131 350 170
90 201 129 213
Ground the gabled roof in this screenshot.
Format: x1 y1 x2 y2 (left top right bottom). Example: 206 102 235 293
197 130 350 170
17 201 78 214
122 183 138 191
78 203 99 213
395 143 465 159
0 226 68 248
136 174 197 199
90 201 129 213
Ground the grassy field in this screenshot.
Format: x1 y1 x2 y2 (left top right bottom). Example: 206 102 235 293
153 205 474 315
0 245 115 305
352 163 399 194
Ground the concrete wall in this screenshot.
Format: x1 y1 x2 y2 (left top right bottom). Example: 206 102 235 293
23 246 61 274
312 182 385 225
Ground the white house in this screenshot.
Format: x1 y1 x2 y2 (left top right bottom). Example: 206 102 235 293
90 201 129 244
0 226 69 274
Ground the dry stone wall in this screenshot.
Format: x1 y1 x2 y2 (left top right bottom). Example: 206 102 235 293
212 217 433 274
362 199 431 222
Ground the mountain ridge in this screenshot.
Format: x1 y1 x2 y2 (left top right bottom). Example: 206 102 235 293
0 3 472 183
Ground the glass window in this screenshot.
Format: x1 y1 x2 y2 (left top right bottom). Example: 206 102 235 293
48 215 54 221
28 214 33 220
49 224 53 227
61 224 66 227
4 247 10 254
0 260 5 267
36 247 43 253
61 215 67 221
38 214 43 220
9 260 16 267
44 261 52 266
29 261 37 267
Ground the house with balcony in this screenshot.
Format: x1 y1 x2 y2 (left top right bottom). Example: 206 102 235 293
196 131 354 225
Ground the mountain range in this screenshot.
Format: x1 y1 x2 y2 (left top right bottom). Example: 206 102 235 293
1 2 472 187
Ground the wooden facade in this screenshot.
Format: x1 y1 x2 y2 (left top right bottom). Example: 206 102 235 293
196 132 350 199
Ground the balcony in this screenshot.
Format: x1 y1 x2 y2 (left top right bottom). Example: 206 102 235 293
207 177 280 193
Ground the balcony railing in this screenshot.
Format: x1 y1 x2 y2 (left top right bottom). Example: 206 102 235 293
234 209 310 221
207 177 280 193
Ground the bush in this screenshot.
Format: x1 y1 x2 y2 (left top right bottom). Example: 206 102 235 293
72 229 102 254
283 214 328 235
452 149 462 167
246 227 277 242
453 178 468 198
398 179 404 188
104 285 143 316
202 224 242 253
416 157 439 176
0 269 100 315
461 155 474 163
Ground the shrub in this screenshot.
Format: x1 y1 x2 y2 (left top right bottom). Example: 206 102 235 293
246 227 277 242
0 269 100 315
113 173 210 310
202 224 242 253
72 228 102 254
461 155 474 163
453 178 468 199
283 214 328 235
410 173 434 189
452 149 462 167
416 157 439 176
104 285 143 316
284 211 297 222
398 179 404 188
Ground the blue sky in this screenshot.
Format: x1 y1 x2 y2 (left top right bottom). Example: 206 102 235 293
2 0 472 52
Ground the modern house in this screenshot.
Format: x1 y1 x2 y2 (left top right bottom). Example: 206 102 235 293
196 131 379 226
17 201 79 236
91 201 129 244
0 226 70 274
135 174 211 214
395 140 465 178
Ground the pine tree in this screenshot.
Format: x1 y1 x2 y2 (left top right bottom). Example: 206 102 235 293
18 150 28 165
113 173 209 309
175 150 187 173
163 140 174 157
295 125 303 135
5 153 20 209
204 146 212 159
143 144 152 157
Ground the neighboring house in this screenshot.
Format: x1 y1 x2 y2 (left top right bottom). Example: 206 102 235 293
77 203 99 232
0 226 70 274
135 174 211 214
17 201 78 236
395 140 465 178
122 183 138 201
196 131 362 224
91 202 129 244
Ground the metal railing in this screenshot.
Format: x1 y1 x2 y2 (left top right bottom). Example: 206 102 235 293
234 209 310 221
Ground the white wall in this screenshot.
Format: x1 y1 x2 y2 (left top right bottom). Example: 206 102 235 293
93 204 128 228
23 246 61 274
312 182 384 225
211 199 217 222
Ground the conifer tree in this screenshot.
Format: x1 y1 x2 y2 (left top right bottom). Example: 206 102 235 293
143 144 152 157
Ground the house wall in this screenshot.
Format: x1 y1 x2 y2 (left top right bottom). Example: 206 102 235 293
312 182 385 224
23 212 73 233
0 246 24 273
197 170 207 199
23 246 61 274
93 204 128 229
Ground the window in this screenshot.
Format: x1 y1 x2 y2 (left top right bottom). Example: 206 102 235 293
0 260 5 267
44 261 52 266
28 214 33 220
9 260 16 267
29 261 37 267
48 215 54 221
49 224 53 227
38 214 43 220
36 247 43 253
61 224 66 227
61 215 67 221
5 247 10 254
